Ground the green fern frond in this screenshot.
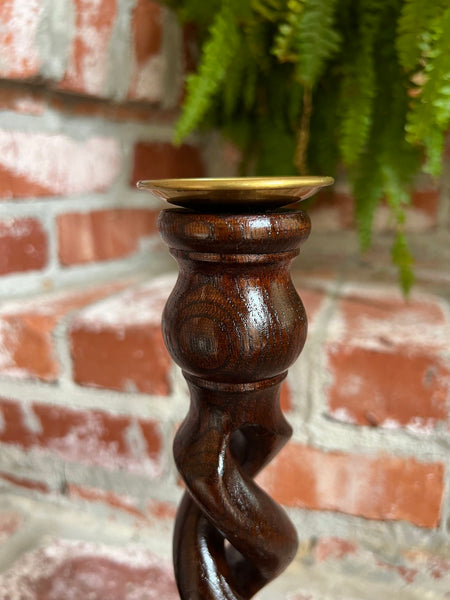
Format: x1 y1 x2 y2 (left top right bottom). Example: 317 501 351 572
173 0 221 25
255 118 298 175
174 2 240 144
243 62 259 110
294 0 342 87
252 0 285 22
272 0 305 63
406 6 450 176
396 0 444 72
272 0 341 86
352 153 383 251
338 1 384 165
162 0 449 295
222 37 247 118
391 229 414 296
307 79 340 175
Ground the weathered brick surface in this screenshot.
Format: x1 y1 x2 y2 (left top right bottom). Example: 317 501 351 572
0 539 179 599
57 208 159 265
0 87 45 114
1 515 448 600
0 281 130 381
0 397 163 472
280 382 292 412
313 537 358 563
51 92 178 122
70 276 173 395
0 471 50 494
131 141 205 184
0 0 447 584
310 186 440 233
128 0 165 102
0 130 121 199
326 291 450 430
0 0 41 79
272 536 450 599
0 218 48 275
296 286 328 327
0 509 23 544
68 483 176 521
59 0 117 96
258 443 444 528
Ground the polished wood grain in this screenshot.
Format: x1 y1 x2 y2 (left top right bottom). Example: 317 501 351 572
158 208 311 599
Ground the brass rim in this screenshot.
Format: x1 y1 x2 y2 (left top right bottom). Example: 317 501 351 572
137 176 334 192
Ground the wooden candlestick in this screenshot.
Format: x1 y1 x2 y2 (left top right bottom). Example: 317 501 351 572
138 177 333 600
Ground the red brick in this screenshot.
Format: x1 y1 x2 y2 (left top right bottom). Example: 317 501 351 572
0 218 48 275
0 540 178 599
0 510 22 544
375 559 418 584
0 130 120 199
67 483 146 519
258 443 444 528
0 87 45 114
128 0 164 102
147 498 176 520
310 187 440 233
0 280 131 381
280 381 292 412
57 208 158 265
182 24 198 75
296 286 327 327
67 483 176 521
326 292 450 430
51 93 178 123
313 537 357 562
139 419 164 460
0 0 41 79
70 277 173 395
308 190 354 231
405 549 450 581
59 0 117 96
131 141 205 185
0 471 49 493
373 188 440 232
0 397 163 471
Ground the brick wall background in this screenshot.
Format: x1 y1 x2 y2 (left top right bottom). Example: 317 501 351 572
0 1 449 598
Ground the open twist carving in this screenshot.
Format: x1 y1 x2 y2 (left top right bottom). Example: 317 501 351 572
159 209 311 599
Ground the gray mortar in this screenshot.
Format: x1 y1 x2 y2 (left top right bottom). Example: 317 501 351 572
36 0 74 82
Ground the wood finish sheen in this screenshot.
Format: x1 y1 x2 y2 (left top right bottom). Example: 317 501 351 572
158 208 311 599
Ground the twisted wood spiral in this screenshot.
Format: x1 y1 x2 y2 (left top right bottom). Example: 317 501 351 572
159 208 311 599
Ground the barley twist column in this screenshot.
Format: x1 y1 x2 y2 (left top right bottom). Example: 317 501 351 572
138 176 332 599
159 206 310 599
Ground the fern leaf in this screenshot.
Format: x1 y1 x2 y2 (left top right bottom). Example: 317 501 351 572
294 0 342 87
175 0 221 26
272 0 304 63
174 2 240 144
352 153 383 251
252 0 285 22
396 0 444 72
222 37 247 118
338 0 384 165
391 229 414 296
406 6 450 175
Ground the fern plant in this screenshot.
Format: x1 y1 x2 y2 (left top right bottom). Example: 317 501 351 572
159 0 450 294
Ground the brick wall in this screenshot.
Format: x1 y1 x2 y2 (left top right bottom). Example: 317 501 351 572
0 1 449 597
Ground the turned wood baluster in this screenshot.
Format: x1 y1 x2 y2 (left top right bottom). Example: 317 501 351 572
158 208 311 599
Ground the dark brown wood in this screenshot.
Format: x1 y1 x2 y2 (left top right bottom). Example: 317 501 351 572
158 208 311 599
